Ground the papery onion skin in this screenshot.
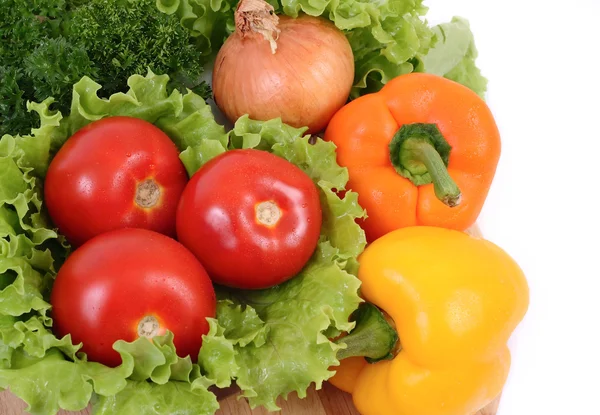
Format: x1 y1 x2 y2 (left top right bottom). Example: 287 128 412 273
212 13 355 134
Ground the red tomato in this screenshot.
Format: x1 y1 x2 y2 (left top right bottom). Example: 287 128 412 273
176 149 322 290
44 116 188 247
50 228 216 368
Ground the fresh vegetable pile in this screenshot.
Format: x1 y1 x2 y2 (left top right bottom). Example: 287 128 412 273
0 1 529 415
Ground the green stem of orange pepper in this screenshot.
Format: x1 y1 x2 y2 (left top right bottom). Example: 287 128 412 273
389 123 462 207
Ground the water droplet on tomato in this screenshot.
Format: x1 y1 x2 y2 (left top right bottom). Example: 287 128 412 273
126 153 131 157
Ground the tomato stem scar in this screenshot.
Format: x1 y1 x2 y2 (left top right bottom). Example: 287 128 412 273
255 201 281 227
137 315 160 338
135 179 160 208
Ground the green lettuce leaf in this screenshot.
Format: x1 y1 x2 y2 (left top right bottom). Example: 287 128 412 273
0 349 126 415
216 243 362 411
64 70 229 176
0 316 80 360
416 16 488 97
0 324 218 415
156 0 236 58
347 7 435 97
197 317 244 389
113 332 201 385
183 116 365 411
92 379 219 415
66 70 229 160
0 132 63 321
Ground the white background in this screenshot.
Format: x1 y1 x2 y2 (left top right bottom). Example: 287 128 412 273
425 0 600 414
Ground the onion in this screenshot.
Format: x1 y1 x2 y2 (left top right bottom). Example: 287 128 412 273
212 0 355 134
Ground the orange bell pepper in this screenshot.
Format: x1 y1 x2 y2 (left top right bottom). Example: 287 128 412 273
329 227 529 415
324 73 501 242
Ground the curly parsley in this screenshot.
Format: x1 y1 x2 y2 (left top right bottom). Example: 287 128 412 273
0 0 209 137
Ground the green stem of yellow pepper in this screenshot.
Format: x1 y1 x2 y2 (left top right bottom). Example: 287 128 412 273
335 303 398 363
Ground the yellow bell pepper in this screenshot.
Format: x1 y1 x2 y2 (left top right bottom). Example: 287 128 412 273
330 226 529 415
